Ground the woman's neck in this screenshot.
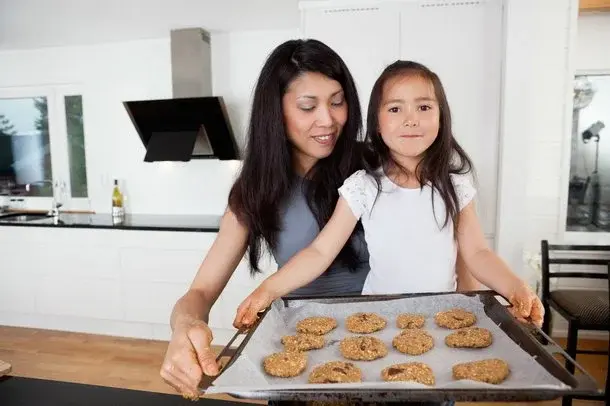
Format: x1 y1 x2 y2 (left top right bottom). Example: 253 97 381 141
293 151 318 177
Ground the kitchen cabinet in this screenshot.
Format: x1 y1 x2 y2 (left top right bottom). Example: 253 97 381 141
0 227 275 344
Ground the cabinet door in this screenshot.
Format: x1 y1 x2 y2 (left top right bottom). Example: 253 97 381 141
399 0 503 237
301 5 401 130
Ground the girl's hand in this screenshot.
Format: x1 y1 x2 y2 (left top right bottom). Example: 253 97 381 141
507 281 545 327
233 285 274 329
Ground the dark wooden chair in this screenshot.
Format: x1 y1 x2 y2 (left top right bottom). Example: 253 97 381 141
540 240 609 406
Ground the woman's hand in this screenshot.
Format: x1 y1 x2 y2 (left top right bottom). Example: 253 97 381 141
507 281 545 327
233 285 275 329
160 319 219 399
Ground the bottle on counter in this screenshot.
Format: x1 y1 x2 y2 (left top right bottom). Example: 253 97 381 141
111 179 125 222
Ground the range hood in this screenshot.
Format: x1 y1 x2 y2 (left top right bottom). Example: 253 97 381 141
123 28 240 162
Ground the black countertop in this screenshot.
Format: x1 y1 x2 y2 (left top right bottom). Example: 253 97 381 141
0 376 257 406
0 212 221 232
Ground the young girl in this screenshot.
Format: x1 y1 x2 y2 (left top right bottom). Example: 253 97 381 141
233 60 543 329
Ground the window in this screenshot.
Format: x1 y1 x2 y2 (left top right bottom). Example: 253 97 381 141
566 73 610 233
0 85 89 210
65 95 88 198
0 97 53 197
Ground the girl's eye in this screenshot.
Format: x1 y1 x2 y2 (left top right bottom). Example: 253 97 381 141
331 99 345 107
419 105 432 111
299 106 315 112
388 106 400 113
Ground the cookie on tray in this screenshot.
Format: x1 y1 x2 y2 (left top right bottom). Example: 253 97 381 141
392 329 434 355
263 351 307 378
281 334 325 352
434 308 476 329
345 312 387 333
381 362 435 386
308 361 362 384
396 313 426 329
339 336 388 361
452 358 510 384
445 327 492 348
296 316 337 335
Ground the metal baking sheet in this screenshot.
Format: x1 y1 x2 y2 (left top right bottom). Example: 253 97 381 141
205 292 600 402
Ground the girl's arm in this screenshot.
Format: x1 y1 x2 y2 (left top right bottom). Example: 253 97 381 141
456 201 544 325
455 252 481 291
234 197 359 327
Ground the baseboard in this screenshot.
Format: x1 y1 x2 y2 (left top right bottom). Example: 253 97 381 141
551 328 609 340
0 312 239 346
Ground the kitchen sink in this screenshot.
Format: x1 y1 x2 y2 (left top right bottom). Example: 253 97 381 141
0 212 53 222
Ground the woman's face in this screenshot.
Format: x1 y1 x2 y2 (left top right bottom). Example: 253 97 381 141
282 71 348 174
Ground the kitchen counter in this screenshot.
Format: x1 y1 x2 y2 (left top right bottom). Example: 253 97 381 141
0 376 257 405
0 212 221 232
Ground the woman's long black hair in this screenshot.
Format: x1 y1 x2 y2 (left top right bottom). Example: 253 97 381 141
366 60 474 233
229 39 365 274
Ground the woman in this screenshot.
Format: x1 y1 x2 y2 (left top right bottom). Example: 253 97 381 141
160 39 480 400
160 38 370 399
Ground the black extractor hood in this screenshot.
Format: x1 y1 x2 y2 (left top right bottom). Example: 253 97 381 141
123 28 240 162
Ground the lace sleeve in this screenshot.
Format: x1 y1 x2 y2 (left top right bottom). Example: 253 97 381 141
338 170 376 219
451 173 477 211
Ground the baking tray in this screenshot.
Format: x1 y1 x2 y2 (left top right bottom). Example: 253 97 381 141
204 291 602 403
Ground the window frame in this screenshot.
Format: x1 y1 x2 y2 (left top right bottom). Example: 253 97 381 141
559 68 610 244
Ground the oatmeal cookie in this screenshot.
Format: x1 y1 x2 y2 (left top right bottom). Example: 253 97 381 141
281 334 325 352
392 329 434 355
308 361 362 384
263 351 307 378
396 313 426 329
381 362 435 386
296 316 337 335
345 312 387 334
452 358 510 384
434 308 476 329
445 327 492 348
339 336 388 361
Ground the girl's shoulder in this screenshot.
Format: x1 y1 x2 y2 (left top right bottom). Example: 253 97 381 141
343 169 378 188
338 170 379 219
449 171 477 210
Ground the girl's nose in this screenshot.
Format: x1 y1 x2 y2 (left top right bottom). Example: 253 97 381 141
403 114 419 127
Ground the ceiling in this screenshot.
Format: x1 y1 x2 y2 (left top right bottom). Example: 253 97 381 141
0 0 301 51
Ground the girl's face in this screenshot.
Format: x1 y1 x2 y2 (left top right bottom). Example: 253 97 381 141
282 72 348 174
377 74 440 169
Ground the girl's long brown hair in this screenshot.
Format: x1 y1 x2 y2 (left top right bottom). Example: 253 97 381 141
365 60 475 232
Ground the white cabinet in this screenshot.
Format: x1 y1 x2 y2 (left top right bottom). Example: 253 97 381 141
300 0 503 238
398 0 503 238
0 227 274 344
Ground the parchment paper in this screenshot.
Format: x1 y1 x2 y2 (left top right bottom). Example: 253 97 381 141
206 293 569 394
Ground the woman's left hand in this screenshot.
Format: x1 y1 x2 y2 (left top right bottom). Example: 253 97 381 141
507 281 545 327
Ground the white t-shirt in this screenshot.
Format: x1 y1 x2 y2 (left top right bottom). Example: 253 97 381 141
337 169 476 295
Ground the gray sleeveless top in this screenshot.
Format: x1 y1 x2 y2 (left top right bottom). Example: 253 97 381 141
272 177 370 297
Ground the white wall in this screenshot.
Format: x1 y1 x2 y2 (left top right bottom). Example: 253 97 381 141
0 0 300 50
575 13 610 71
511 0 577 254
0 30 298 215
522 10 610 338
